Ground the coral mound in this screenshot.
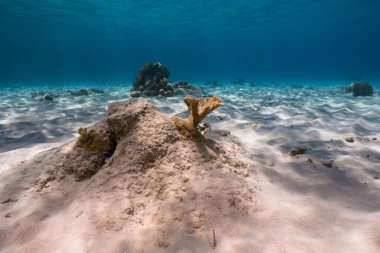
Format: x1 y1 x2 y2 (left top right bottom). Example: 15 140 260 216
131 62 174 97
352 81 373 96
0 99 256 253
172 96 222 140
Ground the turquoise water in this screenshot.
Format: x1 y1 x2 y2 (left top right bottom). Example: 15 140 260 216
1 0 380 85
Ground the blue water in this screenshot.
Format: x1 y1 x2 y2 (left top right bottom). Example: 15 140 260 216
1 0 380 85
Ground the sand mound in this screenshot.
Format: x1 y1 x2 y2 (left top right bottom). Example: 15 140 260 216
0 100 256 253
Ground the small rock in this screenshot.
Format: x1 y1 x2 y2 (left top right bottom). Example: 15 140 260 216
290 146 309 156
321 159 334 168
157 240 170 248
89 88 105 94
374 176 379 180
69 89 89 96
216 114 227 120
345 137 355 143
373 137 377 140
214 129 230 136
130 91 141 98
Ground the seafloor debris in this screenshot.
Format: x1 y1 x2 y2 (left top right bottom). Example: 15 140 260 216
172 96 222 140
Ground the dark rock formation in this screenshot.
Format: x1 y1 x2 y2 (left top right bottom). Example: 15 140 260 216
89 88 105 94
352 82 373 97
131 62 174 97
69 89 89 96
290 145 309 156
31 91 58 101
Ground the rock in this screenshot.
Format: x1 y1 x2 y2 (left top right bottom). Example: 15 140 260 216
213 129 231 136
352 82 373 96
345 137 355 143
321 159 334 168
32 91 58 101
89 88 105 94
290 146 309 156
130 91 141 98
69 89 89 96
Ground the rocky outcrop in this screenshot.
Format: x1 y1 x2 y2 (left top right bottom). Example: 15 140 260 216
341 82 374 96
2 99 256 253
352 82 373 97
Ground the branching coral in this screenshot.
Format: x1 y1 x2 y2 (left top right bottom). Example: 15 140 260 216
172 96 222 140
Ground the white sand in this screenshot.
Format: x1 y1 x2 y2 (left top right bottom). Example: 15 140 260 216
0 83 379 252
0 143 65 174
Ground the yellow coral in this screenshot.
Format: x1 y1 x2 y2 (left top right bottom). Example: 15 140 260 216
76 127 114 154
172 96 222 140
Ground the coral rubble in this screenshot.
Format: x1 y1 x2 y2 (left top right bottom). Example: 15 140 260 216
172 96 222 140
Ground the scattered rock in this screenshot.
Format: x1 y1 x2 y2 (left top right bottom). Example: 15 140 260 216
157 240 170 248
31 91 58 101
69 89 89 96
290 146 309 156
216 113 227 120
213 129 231 136
130 91 141 98
321 159 334 168
352 82 373 97
89 88 105 94
1 198 17 204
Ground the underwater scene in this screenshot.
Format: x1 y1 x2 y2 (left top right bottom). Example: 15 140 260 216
0 1 379 252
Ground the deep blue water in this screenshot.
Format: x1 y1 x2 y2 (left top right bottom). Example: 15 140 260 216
1 0 380 85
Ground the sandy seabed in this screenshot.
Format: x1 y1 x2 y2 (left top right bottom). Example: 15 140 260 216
0 82 379 252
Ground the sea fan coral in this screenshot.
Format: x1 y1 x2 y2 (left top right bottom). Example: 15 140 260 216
172 96 222 140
